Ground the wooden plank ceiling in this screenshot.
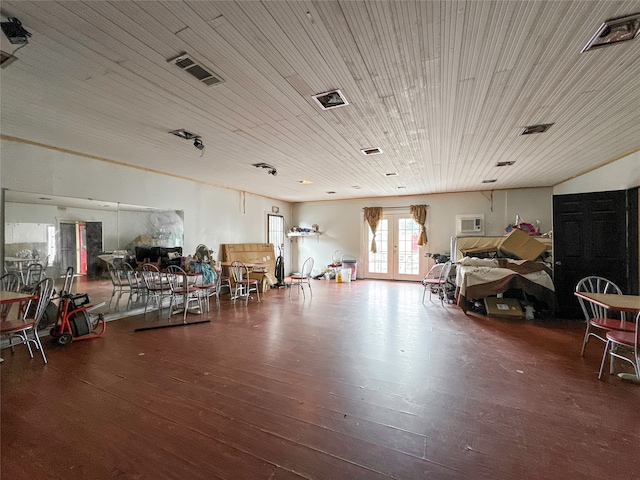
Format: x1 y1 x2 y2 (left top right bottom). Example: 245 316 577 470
1 1 639 202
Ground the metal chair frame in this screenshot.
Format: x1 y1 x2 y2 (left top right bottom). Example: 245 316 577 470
575 276 632 356
1 277 55 364
167 265 203 321
141 263 172 317
230 261 260 305
599 310 640 380
290 257 314 299
421 261 452 306
0 272 22 320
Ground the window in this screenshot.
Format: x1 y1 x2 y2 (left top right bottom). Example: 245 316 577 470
267 214 285 251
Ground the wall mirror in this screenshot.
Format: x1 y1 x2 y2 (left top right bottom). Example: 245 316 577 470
3 189 184 317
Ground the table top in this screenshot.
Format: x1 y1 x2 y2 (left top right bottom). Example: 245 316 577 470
4 257 36 264
574 292 640 312
0 291 38 304
220 262 267 270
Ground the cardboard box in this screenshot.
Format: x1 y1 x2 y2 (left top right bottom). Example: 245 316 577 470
499 228 547 261
484 297 524 318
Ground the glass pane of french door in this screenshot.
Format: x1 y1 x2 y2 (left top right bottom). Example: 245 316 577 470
365 214 425 280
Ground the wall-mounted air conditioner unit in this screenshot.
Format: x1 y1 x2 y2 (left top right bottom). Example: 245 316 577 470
456 214 485 236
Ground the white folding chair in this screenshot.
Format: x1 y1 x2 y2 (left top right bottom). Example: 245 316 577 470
290 257 314 299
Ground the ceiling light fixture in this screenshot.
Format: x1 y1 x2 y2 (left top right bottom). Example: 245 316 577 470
519 123 554 135
253 162 277 176
299 179 312 184
169 129 205 155
312 89 348 110
1 17 31 44
582 12 640 52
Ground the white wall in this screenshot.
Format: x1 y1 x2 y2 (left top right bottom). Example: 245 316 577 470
1 138 293 265
553 150 640 195
291 188 553 277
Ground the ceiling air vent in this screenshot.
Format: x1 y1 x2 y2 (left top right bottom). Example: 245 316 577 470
582 13 640 52
168 53 223 86
361 147 383 155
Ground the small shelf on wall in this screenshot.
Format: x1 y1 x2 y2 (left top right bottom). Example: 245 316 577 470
287 231 322 243
287 231 321 237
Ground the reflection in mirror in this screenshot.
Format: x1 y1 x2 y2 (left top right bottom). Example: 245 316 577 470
3 189 184 319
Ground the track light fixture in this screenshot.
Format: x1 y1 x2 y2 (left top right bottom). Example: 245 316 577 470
252 162 278 177
1 17 31 45
169 129 205 156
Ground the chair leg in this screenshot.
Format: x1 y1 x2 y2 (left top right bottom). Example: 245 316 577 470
598 339 612 379
32 330 47 364
580 323 591 356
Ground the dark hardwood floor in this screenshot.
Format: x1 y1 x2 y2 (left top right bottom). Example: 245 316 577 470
2 279 639 479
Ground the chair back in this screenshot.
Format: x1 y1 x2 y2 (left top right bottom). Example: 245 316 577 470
230 261 248 284
423 261 451 283
439 261 453 282
108 263 124 288
301 257 314 278
27 278 55 329
23 263 44 289
1 272 22 319
141 263 165 290
167 265 190 292
1 272 21 292
123 262 141 288
575 276 623 321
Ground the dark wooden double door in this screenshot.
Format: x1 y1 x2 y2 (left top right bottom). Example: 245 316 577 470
59 221 103 276
553 188 639 318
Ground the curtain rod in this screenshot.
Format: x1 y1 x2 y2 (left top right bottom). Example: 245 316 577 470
362 205 429 210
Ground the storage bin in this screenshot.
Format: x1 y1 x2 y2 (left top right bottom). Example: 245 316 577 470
341 268 351 282
342 259 357 281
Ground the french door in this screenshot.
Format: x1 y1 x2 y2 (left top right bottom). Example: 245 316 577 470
364 214 426 281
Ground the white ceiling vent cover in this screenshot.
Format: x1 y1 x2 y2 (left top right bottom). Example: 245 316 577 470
168 53 223 86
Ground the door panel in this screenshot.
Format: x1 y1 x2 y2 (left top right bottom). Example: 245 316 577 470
85 222 103 277
553 188 638 318
59 223 77 272
365 214 425 281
